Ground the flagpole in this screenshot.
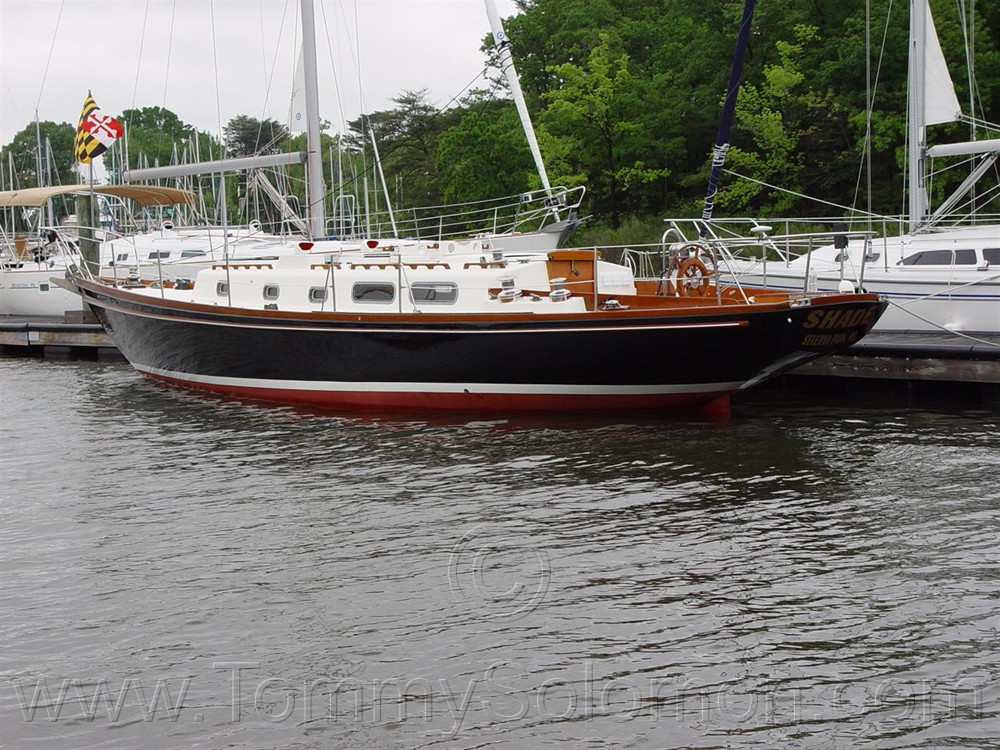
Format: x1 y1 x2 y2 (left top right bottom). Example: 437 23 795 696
72 92 124 278
89 157 97 277
88 88 94 276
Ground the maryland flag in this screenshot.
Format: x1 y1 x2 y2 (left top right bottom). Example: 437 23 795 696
74 93 124 164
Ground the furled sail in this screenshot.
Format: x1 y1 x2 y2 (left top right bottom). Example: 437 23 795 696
288 45 307 133
699 0 757 236
922 1 961 126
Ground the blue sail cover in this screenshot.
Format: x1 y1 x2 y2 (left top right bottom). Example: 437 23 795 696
699 0 758 237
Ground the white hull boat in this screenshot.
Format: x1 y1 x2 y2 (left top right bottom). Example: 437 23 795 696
680 0 1000 337
718 224 1000 333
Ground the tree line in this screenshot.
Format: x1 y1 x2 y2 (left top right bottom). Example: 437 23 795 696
3 0 997 238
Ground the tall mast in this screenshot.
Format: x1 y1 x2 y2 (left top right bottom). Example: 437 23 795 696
483 0 553 202
301 0 326 239
369 120 398 236
34 110 55 228
33 110 44 189
908 0 928 231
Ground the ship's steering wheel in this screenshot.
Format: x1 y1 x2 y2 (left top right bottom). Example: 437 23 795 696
675 254 711 297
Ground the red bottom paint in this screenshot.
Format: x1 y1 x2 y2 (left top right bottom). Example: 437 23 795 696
143 371 733 415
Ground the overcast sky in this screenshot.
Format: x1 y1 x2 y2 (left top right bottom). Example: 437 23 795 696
0 0 520 147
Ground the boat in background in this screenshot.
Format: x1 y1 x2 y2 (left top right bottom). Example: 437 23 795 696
666 217 999 333
680 0 999 335
0 181 578 318
0 184 206 317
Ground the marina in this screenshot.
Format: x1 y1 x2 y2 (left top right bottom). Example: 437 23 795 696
2 0 998 748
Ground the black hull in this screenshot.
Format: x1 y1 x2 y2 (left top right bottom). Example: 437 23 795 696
76 280 886 411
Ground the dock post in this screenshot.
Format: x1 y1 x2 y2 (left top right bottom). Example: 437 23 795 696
75 193 99 274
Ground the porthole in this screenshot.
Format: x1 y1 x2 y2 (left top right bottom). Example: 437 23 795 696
410 282 458 304
351 282 395 303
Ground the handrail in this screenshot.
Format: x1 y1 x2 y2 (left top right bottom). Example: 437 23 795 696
321 185 587 241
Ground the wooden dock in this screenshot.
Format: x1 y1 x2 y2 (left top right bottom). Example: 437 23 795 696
790 331 999 382
776 330 999 402
0 314 120 357
2 316 998 395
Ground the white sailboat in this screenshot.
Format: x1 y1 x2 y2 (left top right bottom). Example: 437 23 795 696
0 179 295 317
676 0 1000 335
120 0 580 254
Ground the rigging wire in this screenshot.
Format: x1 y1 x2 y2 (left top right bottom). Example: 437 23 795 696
351 0 364 119
158 0 178 200
865 0 872 227
312 0 357 228
320 0 352 136
161 0 177 115
957 0 977 209
851 0 894 216
239 0 292 225
724 168 892 218
129 0 152 112
34 0 66 113
251 0 291 160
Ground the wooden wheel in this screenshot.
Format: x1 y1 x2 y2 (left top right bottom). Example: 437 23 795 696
675 257 711 297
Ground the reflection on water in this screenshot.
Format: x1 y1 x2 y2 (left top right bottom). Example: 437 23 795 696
1 357 998 749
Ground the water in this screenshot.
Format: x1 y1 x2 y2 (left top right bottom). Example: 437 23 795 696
1 355 997 749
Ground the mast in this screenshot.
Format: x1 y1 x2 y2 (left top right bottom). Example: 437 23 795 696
483 0 554 203
44 137 55 227
34 110 56 229
369 120 398 236
908 0 928 231
33 111 44 189
699 0 757 237
300 0 326 239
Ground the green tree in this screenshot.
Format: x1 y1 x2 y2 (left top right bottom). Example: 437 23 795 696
498 0 731 219
495 0 999 224
0 121 77 189
0 121 77 232
223 115 290 157
713 28 815 215
118 106 196 168
347 90 463 209
435 96 537 205
542 34 668 227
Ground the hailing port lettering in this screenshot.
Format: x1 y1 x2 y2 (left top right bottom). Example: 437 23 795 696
800 307 877 347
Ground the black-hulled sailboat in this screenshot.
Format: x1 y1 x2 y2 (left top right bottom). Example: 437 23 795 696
70 0 887 413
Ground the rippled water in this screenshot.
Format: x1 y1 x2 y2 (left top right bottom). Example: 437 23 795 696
1 355 998 749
